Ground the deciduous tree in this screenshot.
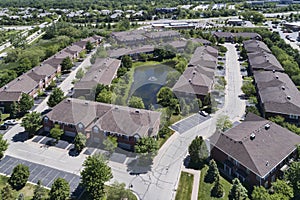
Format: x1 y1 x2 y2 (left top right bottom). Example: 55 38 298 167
135 137 159 157
74 132 86 152
0 134 8 158
8 164 30 190
61 57 73 71
121 55 132 69
285 161 300 198
32 180 46 200
49 178 70 200
21 111 42 138
129 96 145 109
47 88 65 107
19 93 34 114
188 136 208 168
50 125 64 144
81 154 113 199
85 41 93 52
103 136 118 155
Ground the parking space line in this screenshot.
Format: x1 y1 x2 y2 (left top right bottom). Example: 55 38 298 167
45 171 60 188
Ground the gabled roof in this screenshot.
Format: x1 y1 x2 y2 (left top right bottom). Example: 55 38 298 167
254 71 300 115
1 74 38 94
188 46 218 67
0 91 22 102
243 40 271 53
248 51 284 72
210 113 300 178
46 98 161 137
172 66 214 96
74 58 121 89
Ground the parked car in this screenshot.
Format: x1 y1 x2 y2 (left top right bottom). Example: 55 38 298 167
0 124 8 130
4 119 17 125
199 110 209 117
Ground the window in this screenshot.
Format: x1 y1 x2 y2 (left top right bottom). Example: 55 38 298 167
289 114 298 119
234 159 239 167
246 168 250 175
93 126 99 133
78 123 84 129
256 175 261 181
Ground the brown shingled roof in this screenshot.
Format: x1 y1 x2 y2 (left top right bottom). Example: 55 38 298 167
46 98 161 137
210 113 300 178
254 71 300 115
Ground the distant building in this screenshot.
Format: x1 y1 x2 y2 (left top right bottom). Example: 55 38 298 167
227 19 245 26
73 58 121 100
172 46 218 99
213 32 262 42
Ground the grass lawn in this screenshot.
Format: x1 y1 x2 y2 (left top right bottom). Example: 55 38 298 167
0 175 48 200
78 185 137 200
0 113 10 124
198 165 232 200
175 171 194 200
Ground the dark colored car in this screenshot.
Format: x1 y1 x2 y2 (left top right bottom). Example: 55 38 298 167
0 124 8 130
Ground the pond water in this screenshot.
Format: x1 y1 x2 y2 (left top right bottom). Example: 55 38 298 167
129 64 174 108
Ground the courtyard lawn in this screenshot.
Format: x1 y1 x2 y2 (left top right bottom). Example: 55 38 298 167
198 165 232 200
0 175 48 200
175 171 194 200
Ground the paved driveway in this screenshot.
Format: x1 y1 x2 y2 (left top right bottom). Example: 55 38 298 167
170 114 210 134
0 156 81 195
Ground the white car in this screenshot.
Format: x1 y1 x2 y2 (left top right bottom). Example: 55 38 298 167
199 110 209 117
4 119 17 125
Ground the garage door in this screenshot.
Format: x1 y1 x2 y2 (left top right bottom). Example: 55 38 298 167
64 131 76 137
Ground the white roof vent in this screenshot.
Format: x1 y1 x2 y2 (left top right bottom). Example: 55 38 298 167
265 124 270 130
135 109 140 114
281 86 285 90
250 133 255 140
287 96 291 100
272 70 275 73
188 79 192 83
84 101 89 105
275 75 279 79
266 161 269 166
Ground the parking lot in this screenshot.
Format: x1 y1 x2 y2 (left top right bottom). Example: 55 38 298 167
170 113 210 134
0 156 81 195
31 135 74 150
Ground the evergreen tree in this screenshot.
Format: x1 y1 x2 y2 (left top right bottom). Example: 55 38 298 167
211 175 224 198
205 159 219 183
229 178 248 200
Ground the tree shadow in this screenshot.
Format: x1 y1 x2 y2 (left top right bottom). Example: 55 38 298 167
126 154 153 175
12 131 29 142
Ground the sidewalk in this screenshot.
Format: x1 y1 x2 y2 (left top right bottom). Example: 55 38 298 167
182 167 201 200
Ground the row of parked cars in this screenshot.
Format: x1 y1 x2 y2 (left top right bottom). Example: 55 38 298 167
0 119 17 130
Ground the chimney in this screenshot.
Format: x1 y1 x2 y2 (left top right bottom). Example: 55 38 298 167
265 124 270 130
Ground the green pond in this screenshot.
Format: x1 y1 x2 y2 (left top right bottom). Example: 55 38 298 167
129 64 175 108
